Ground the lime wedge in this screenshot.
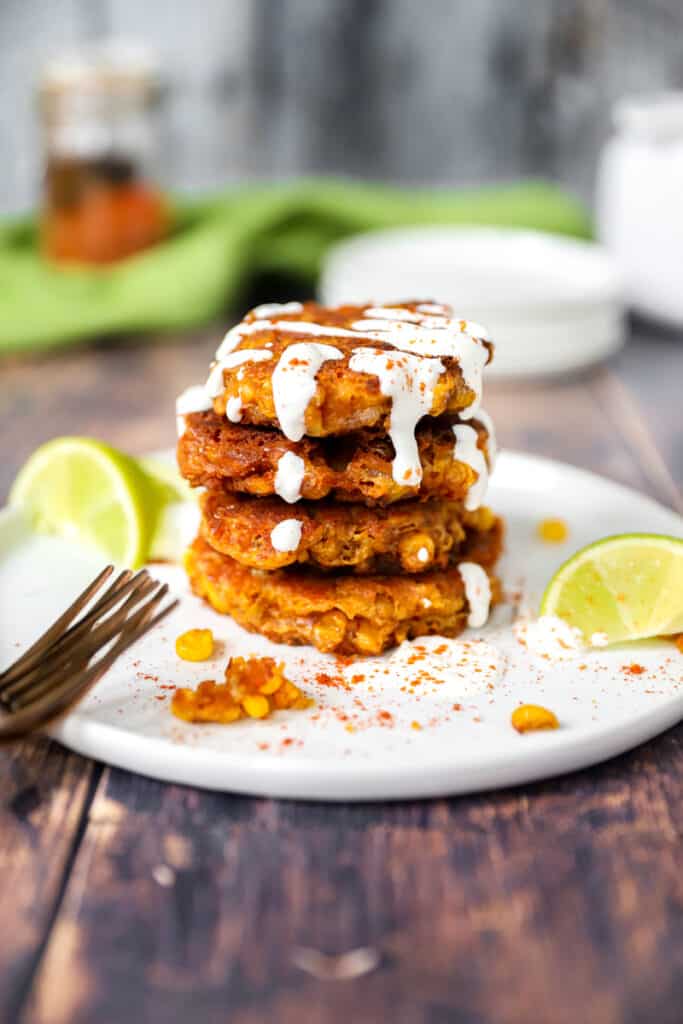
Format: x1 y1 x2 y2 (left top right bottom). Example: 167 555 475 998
541 533 683 645
9 437 162 568
139 455 194 505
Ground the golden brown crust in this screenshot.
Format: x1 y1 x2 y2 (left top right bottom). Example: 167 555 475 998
178 410 491 506
200 490 501 574
210 301 492 436
185 536 502 656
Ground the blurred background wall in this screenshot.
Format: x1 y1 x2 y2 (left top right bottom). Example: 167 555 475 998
2 0 683 213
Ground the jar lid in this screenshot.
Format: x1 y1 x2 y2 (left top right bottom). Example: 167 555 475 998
41 39 161 101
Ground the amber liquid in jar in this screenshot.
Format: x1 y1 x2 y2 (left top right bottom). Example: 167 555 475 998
40 43 169 265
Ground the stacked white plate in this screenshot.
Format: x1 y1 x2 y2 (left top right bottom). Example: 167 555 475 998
320 227 624 377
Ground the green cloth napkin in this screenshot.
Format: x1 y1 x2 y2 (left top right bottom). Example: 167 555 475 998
0 179 591 354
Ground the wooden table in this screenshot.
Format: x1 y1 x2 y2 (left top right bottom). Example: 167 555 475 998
0 322 681 1024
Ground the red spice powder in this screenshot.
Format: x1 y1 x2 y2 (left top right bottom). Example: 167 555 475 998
623 663 646 675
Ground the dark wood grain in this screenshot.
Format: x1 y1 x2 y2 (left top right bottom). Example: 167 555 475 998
21 735 683 1024
0 325 681 1024
0 739 99 1021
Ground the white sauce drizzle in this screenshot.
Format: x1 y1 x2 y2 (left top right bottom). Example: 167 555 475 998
350 311 489 419
175 384 212 437
270 519 303 552
206 349 272 399
215 319 272 360
459 562 492 628
272 320 371 340
417 302 450 315
474 408 498 468
362 307 426 323
200 305 493 470
274 451 306 504
348 347 444 486
452 423 488 511
226 396 243 423
271 342 343 441
251 301 303 319
515 615 585 660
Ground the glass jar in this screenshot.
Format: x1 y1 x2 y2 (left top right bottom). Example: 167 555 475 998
596 92 683 327
39 41 169 265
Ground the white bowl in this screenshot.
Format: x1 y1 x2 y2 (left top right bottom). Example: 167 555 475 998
319 227 624 377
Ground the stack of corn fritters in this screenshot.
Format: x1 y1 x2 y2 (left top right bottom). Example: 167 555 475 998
177 300 503 656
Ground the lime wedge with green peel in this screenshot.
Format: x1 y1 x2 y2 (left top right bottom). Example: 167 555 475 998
541 533 683 646
9 437 164 568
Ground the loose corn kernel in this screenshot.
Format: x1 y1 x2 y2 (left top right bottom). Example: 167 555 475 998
537 518 568 544
175 628 214 662
242 695 270 719
511 704 559 734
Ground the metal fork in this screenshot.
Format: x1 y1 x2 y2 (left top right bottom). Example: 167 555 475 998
0 566 178 743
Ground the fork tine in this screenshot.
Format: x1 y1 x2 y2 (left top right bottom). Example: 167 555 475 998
0 565 115 688
7 580 169 707
35 569 151 667
8 582 173 709
1 571 154 700
0 596 179 743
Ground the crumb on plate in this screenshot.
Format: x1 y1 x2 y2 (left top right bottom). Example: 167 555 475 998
171 656 312 724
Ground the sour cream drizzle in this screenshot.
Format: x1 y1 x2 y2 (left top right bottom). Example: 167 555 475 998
271 342 343 441
458 562 492 628
474 408 497 468
215 319 273 360
348 347 444 486
251 301 303 319
176 305 494 496
352 307 489 420
175 385 212 437
206 349 273 399
226 396 243 423
452 423 488 511
274 451 306 503
270 519 303 552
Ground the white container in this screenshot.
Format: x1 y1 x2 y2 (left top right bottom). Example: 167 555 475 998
320 227 623 378
596 92 683 328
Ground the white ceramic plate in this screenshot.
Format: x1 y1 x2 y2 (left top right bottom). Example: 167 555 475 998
320 227 624 378
1 451 681 801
